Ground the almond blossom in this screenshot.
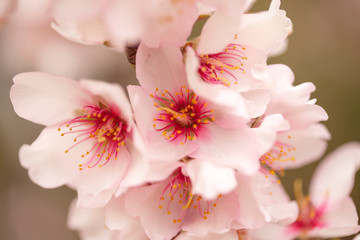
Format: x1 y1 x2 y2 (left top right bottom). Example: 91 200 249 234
51 0 255 50
128 43 262 178
247 142 360 240
10 72 148 208
185 0 292 121
112 163 296 240
254 64 330 178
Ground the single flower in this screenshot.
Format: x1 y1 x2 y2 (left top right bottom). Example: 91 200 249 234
10 72 148 208
129 43 261 176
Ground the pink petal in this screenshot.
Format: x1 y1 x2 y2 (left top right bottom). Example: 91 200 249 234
144 161 183 182
71 148 131 208
51 0 109 45
190 124 260 175
273 124 330 169
181 191 240 235
242 89 270 118
197 0 250 54
10 72 92 126
124 183 182 240
104 0 142 48
19 127 85 188
68 198 114 240
197 11 240 54
309 142 360 208
268 64 295 86
235 0 292 54
248 223 294 240
136 43 186 92
175 230 238 240
254 114 290 155
309 197 360 238
139 0 198 48
79 79 134 129
117 125 149 190
234 174 268 228
184 160 237 200
105 195 149 240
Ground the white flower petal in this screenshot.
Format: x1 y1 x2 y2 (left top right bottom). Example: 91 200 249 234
11 72 91 126
310 142 360 208
184 160 237 200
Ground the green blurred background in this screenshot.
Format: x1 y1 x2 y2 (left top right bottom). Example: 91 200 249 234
0 0 359 239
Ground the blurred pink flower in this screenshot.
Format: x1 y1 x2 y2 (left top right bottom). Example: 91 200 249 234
247 142 360 240
52 0 255 50
0 0 16 26
10 72 148 208
1 0 125 79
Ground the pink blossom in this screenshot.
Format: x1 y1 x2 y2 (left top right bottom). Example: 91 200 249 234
122 167 252 239
52 0 254 49
0 0 126 80
51 0 111 45
255 64 330 176
185 0 292 121
10 72 148 208
248 142 360 240
129 43 261 176
119 163 298 240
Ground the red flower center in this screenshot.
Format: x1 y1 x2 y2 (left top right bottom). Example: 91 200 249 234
58 103 128 170
198 44 247 87
158 168 222 223
151 86 214 145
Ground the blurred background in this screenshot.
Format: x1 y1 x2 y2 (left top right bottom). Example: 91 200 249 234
0 0 359 239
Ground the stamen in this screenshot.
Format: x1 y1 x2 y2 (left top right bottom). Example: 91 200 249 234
58 104 128 170
158 168 221 223
259 140 296 178
197 44 247 87
151 87 214 144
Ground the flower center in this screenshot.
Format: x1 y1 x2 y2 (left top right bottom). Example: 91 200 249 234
289 180 326 236
260 139 296 180
198 44 247 87
151 86 215 145
58 103 128 170
158 168 221 223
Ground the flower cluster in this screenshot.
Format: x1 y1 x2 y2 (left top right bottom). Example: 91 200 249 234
9 0 360 240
